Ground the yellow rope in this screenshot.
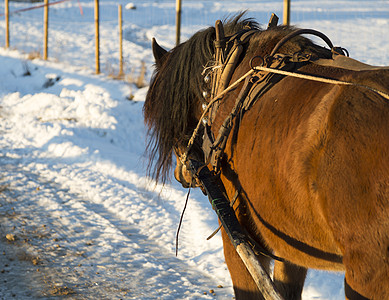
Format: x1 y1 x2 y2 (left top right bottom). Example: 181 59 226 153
253 66 389 101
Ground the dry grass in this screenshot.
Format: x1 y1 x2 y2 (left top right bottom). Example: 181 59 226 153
136 61 147 88
16 251 41 266
27 50 41 60
125 61 147 88
48 285 76 296
105 60 147 88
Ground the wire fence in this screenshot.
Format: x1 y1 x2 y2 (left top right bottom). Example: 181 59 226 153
0 0 388 79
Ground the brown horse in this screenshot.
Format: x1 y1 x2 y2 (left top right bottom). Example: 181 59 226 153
144 15 389 300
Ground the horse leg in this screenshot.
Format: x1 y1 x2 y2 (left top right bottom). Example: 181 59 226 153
221 228 271 300
273 260 307 300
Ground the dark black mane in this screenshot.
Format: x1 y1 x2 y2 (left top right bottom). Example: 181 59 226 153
144 15 259 182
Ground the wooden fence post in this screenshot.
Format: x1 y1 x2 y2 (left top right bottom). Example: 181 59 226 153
118 4 123 78
43 0 48 60
5 0 9 48
175 0 181 46
95 0 100 74
283 0 290 25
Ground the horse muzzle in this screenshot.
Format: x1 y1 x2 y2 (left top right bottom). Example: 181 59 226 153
174 160 201 189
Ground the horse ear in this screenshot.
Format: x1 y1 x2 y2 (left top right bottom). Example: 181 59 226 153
152 38 168 67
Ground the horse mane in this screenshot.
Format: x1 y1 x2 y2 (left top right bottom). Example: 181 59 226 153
144 14 259 182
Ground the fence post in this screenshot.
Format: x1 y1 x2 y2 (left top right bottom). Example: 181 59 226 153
43 0 48 60
175 0 181 46
283 0 290 25
118 4 123 78
95 0 100 74
5 0 9 48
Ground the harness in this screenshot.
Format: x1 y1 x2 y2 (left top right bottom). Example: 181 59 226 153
183 17 389 300
180 20 389 173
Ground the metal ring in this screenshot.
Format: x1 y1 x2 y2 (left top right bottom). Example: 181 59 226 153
249 55 264 70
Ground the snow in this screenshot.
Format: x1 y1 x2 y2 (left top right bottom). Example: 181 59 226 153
0 0 387 299
125 3 136 10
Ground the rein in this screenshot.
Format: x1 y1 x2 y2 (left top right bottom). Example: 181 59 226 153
253 65 389 101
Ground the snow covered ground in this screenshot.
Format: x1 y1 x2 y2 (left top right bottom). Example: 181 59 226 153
0 0 387 299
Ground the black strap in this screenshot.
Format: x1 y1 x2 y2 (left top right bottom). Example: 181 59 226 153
344 279 370 300
270 28 334 57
